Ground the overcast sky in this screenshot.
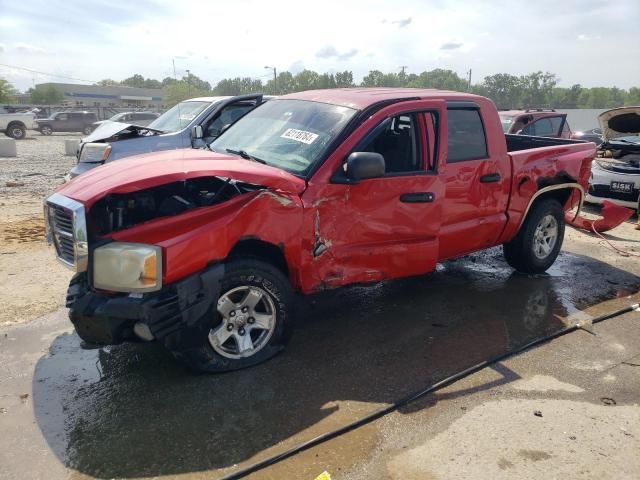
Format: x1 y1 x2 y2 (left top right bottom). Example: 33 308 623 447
0 0 638 92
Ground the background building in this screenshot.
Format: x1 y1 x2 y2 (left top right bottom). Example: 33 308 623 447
36 83 164 108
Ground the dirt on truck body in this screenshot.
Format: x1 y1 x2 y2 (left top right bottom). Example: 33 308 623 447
44 88 596 372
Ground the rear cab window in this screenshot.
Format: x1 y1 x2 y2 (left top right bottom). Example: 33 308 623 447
446 109 488 162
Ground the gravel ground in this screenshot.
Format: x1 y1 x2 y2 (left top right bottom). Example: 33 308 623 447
0 133 79 326
0 132 79 198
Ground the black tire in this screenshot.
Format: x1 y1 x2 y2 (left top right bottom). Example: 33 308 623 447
503 198 565 274
40 126 53 136
166 258 294 373
82 126 93 135
7 123 26 140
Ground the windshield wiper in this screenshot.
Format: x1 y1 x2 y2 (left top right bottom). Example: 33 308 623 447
225 148 267 164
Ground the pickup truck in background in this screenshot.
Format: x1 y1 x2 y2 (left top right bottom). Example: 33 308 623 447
45 88 595 373
71 94 267 178
0 108 37 139
499 108 572 138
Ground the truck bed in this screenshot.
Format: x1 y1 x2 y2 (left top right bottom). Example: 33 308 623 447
505 133 588 152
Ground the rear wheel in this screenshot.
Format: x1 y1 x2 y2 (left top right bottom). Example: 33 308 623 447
7 123 26 139
40 125 53 135
166 258 294 373
503 199 565 274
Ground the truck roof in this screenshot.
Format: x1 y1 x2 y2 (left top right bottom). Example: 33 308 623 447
282 88 488 110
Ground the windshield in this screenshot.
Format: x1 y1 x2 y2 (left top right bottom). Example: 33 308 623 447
499 115 513 133
148 101 210 133
211 99 357 175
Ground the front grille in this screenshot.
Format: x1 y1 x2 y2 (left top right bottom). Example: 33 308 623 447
49 206 75 266
45 193 88 272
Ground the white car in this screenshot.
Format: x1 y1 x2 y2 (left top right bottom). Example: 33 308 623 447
0 107 37 139
586 106 640 210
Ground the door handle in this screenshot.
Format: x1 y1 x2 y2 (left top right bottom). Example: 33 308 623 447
480 173 501 183
400 192 435 203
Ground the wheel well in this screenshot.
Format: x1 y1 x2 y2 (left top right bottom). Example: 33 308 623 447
227 239 289 277
534 188 573 207
7 121 25 129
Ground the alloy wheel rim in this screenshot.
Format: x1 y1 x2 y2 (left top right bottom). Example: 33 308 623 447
11 128 24 138
533 214 558 259
208 285 277 359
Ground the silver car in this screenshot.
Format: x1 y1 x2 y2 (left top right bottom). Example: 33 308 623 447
72 94 266 178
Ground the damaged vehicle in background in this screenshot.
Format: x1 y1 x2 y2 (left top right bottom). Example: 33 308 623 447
45 88 596 373
90 111 160 131
71 94 267 178
586 106 640 209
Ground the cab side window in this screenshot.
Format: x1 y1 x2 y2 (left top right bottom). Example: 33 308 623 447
360 114 421 173
205 104 254 139
447 109 487 162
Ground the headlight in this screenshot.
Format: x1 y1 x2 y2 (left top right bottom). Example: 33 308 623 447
79 142 111 163
93 243 162 293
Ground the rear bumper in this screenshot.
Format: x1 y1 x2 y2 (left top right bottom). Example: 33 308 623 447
66 264 224 346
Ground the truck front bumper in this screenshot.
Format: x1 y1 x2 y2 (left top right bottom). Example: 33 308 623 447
66 264 224 346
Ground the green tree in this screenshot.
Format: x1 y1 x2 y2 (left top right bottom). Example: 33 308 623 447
407 69 466 90
96 79 119 86
294 70 321 91
0 79 18 103
625 87 640 106
213 77 263 96
29 84 63 104
335 71 355 87
479 73 523 109
163 81 210 106
517 71 557 107
183 73 211 92
361 70 401 87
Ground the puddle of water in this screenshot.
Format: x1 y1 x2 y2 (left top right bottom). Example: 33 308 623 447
31 248 640 478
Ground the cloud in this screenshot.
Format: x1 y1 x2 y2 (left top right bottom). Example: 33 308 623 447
578 34 588 41
288 60 305 74
0 43 4 53
316 45 339 59
13 43 48 55
316 45 358 61
391 17 412 28
440 42 464 50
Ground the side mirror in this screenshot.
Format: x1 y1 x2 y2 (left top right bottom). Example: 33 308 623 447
346 152 385 182
192 125 203 139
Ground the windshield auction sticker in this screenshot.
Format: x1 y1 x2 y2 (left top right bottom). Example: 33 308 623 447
281 128 319 144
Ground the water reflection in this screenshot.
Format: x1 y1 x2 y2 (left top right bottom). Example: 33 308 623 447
33 249 640 478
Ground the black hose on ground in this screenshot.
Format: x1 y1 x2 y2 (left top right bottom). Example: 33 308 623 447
220 302 640 480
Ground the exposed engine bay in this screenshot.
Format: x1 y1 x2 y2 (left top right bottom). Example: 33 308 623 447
596 143 640 174
90 177 264 236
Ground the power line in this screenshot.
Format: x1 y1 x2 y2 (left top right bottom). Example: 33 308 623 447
0 63 98 84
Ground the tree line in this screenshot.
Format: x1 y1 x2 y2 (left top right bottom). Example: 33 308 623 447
2 69 639 109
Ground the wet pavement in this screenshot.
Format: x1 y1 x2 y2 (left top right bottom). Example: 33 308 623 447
1 247 639 479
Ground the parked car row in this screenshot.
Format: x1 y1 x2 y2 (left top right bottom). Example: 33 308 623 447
46 88 598 373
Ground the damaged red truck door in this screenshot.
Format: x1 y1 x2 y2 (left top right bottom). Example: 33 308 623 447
45 88 596 373
301 99 447 288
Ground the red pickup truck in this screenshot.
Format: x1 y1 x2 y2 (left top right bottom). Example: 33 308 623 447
45 88 595 372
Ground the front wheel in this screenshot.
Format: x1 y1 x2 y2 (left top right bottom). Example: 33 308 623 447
40 126 53 135
166 258 294 373
7 124 26 139
503 198 565 274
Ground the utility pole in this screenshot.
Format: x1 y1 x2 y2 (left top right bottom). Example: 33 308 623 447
467 69 472 92
265 66 277 94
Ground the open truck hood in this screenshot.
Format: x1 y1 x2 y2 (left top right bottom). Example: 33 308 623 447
598 106 640 141
58 149 306 206
83 121 164 143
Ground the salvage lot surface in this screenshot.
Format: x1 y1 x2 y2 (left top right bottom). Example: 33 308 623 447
0 135 639 479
